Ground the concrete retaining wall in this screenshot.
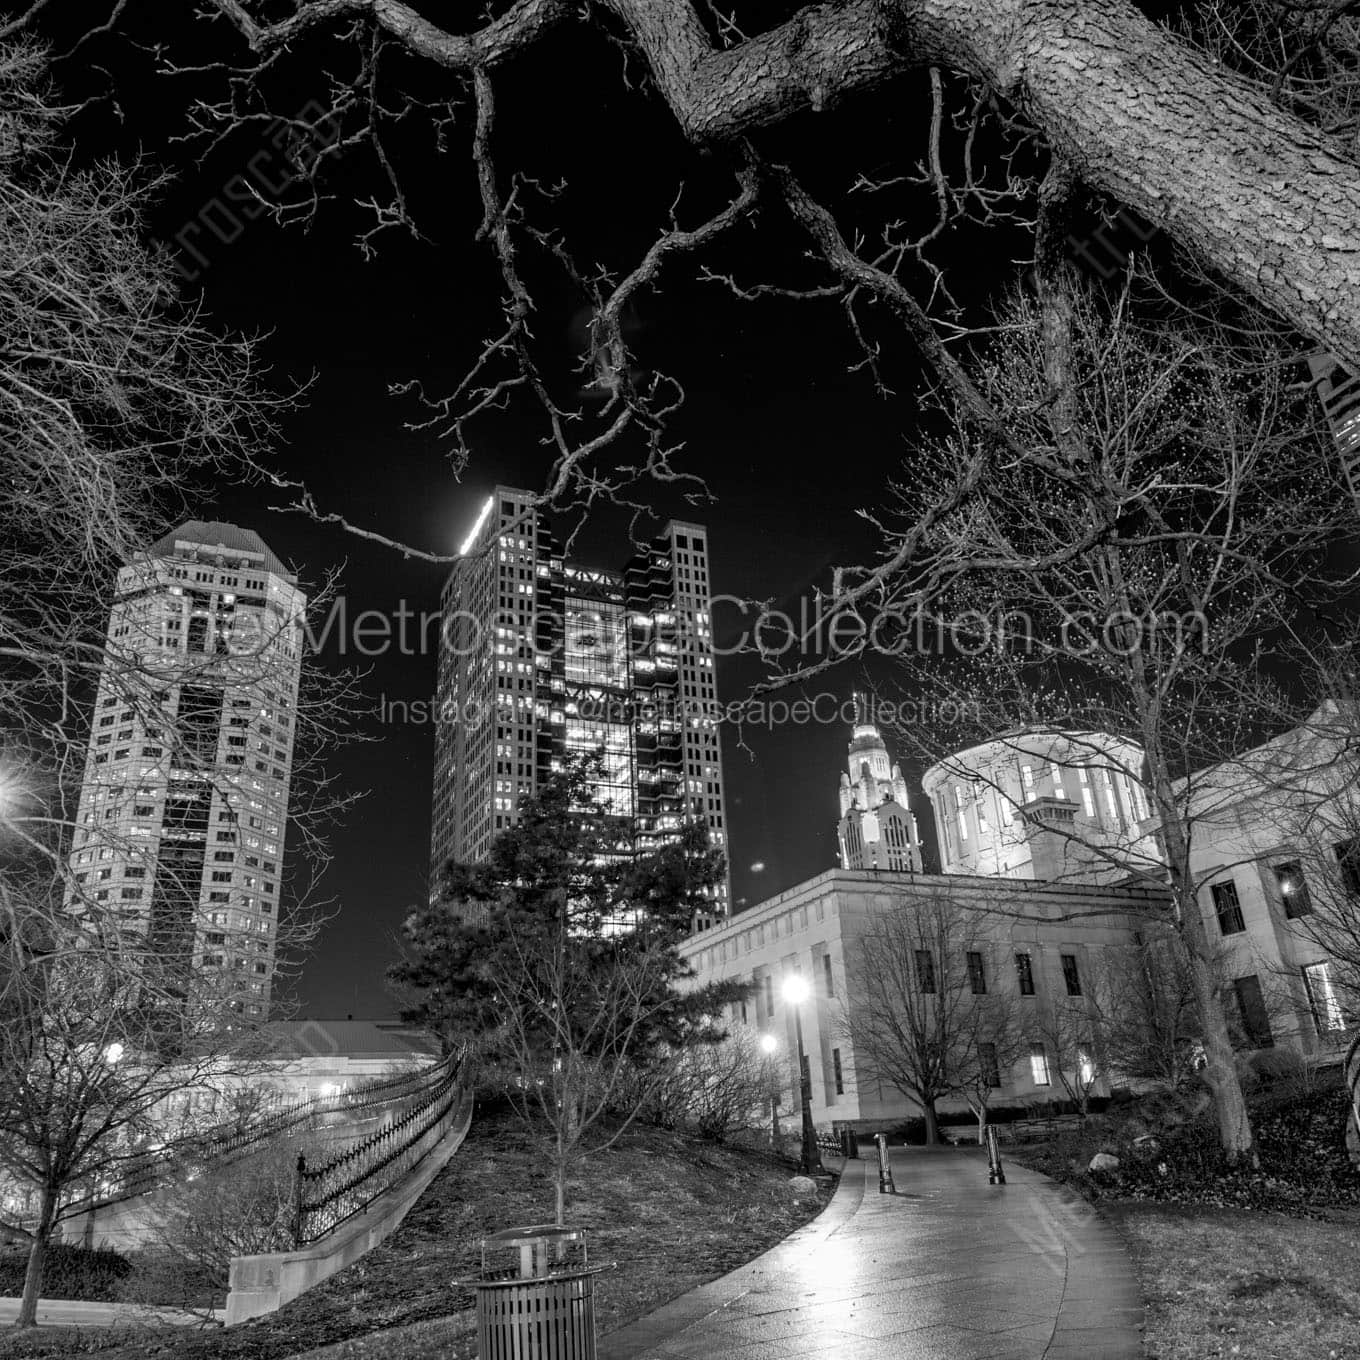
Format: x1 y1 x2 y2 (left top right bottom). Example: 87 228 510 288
224 1086 474 1325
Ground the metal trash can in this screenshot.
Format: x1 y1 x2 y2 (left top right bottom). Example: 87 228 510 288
460 1223 611 1360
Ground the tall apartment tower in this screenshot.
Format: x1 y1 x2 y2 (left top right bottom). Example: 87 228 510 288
431 487 731 919
67 522 304 1015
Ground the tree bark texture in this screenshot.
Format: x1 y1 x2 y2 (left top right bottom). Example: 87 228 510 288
605 0 1360 371
17 1184 57 1328
226 0 1360 364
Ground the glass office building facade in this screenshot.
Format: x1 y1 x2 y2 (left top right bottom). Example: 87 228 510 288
431 487 730 922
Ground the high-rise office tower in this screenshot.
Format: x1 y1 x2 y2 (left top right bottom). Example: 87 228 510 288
67 522 304 1014
431 487 731 919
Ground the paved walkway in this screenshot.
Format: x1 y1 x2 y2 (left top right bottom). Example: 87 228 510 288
599 1146 1143 1360
0 1297 220 1327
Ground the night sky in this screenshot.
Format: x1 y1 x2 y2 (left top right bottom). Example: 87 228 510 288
30 8 1015 1017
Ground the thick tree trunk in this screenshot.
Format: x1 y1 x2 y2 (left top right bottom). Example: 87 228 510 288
16 1185 58 1328
1181 911 1256 1166
922 1098 940 1145
230 0 1360 364
1153 776 1257 1165
605 0 1360 372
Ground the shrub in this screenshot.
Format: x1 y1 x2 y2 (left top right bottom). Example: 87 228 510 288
1044 1085 1360 1217
0 1244 131 1301
1248 1048 1307 1088
117 1250 222 1312
145 1137 303 1298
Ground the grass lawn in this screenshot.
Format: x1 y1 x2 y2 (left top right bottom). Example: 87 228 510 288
1008 1077 1360 1359
1111 1202 1360 1359
0 1105 832 1360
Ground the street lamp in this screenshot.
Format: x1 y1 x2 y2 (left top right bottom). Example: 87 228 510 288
759 1033 781 1149
780 974 824 1176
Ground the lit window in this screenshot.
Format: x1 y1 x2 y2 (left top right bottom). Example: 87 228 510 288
1302 962 1346 1033
1274 862 1311 919
1029 1044 1050 1086
1101 769 1122 826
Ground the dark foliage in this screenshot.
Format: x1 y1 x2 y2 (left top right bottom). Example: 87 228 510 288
1016 1083 1360 1218
388 753 744 1058
0 1245 130 1303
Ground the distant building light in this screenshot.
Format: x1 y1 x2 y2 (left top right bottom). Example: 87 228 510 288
459 496 496 556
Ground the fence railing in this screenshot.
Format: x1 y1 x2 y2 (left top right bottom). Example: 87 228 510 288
291 1050 467 1246
72 1049 463 1216
203 1050 458 1165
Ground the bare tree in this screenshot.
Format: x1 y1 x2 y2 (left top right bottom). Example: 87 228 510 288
841 888 1023 1144
0 40 359 1325
951 987 1027 1143
7 0 1344 569
1183 0 1360 161
136 1134 307 1311
852 267 1358 1165
665 1025 778 1144
177 0 1360 376
1032 994 1105 1120
1090 934 1204 1092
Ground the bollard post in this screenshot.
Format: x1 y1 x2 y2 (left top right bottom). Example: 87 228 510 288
874 1132 896 1194
986 1124 1006 1185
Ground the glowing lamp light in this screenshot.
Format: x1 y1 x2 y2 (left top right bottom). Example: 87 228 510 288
781 974 810 1005
759 1033 778 1055
458 495 495 556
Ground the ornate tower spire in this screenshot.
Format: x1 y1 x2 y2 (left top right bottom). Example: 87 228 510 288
836 694 921 873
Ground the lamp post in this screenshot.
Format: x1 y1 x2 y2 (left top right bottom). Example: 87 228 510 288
781 974 824 1176
759 1033 781 1150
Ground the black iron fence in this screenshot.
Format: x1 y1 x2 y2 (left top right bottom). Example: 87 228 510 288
75 1049 463 1215
204 1051 455 1164
291 1050 468 1246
